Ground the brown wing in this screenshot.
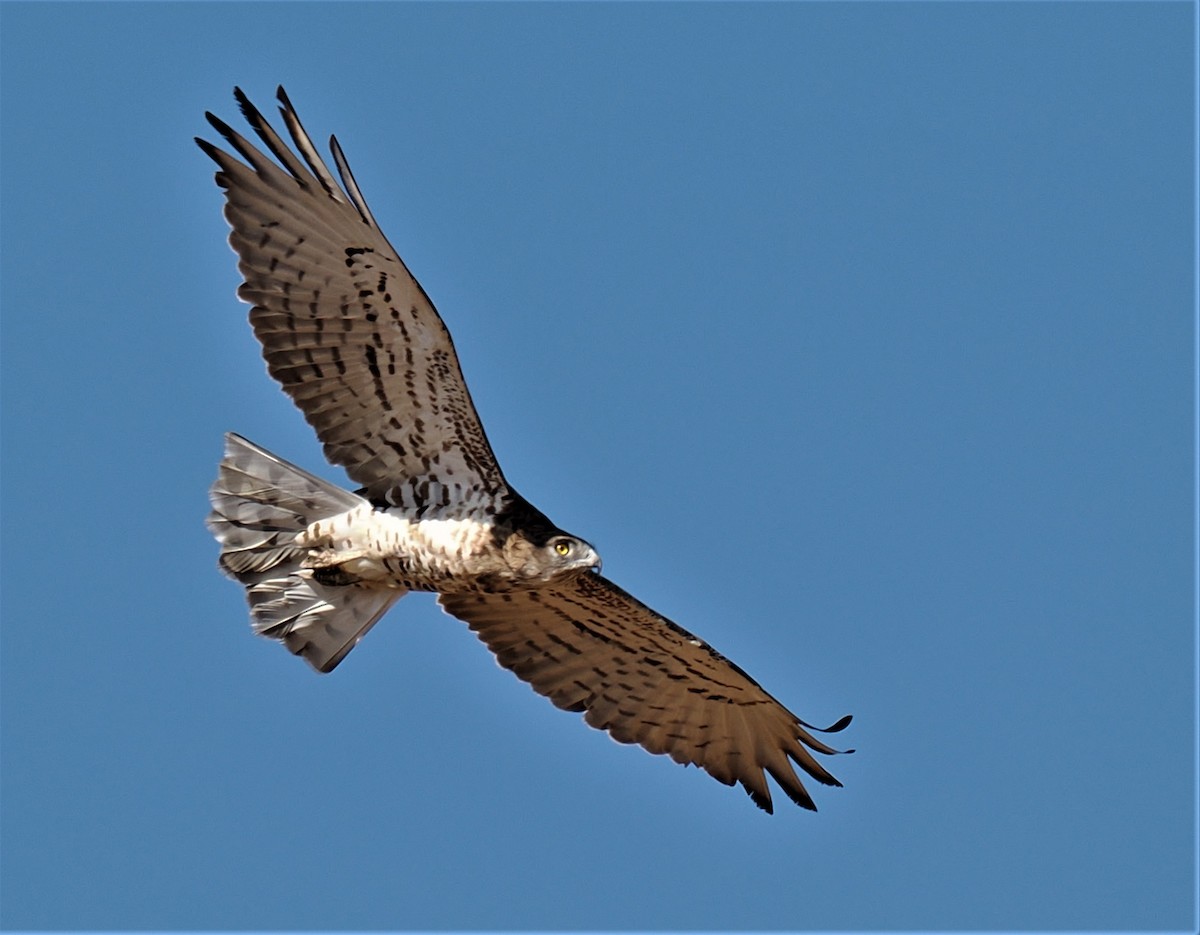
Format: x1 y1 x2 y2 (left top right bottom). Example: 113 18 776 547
198 87 506 502
439 573 852 813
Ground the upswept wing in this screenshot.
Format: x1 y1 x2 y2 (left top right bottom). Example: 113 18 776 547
439 573 852 813
197 87 506 502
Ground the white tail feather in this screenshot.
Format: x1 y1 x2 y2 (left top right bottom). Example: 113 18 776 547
207 433 404 672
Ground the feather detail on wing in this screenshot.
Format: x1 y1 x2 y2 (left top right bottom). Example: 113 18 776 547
197 87 506 502
439 573 852 813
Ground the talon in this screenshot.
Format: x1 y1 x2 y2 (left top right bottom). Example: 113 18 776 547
311 565 359 587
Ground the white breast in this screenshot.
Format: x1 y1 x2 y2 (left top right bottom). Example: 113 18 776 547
297 500 502 591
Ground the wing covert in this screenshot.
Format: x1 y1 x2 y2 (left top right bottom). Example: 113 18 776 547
439 573 852 813
198 87 506 502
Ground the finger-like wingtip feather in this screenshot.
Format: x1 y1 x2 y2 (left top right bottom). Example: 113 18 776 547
273 87 342 201
797 712 853 734
742 780 775 814
194 135 220 159
204 110 236 139
329 133 378 229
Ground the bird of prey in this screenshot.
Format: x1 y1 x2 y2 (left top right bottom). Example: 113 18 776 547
200 86 852 813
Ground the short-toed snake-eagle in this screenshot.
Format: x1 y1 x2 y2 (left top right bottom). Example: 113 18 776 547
201 87 852 813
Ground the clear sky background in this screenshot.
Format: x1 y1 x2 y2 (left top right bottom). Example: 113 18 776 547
1 2 1194 932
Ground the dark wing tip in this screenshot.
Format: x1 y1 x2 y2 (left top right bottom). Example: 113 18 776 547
743 784 775 814
194 135 224 164
204 110 237 139
798 712 854 735
766 763 819 810
780 787 818 812
233 86 261 123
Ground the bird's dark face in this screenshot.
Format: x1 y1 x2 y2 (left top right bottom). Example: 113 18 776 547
493 492 601 581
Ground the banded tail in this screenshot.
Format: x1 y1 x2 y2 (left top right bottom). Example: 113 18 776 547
207 433 404 672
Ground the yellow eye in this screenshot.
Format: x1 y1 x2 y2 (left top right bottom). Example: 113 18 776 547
554 541 571 556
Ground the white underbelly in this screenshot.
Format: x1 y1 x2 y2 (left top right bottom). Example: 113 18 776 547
297 504 499 590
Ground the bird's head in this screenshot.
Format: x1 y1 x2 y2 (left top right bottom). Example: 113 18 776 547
496 493 603 582
542 534 602 577
504 529 602 582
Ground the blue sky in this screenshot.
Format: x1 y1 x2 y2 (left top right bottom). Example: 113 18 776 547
1 2 1194 931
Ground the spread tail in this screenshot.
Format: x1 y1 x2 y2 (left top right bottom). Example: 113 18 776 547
207 433 403 672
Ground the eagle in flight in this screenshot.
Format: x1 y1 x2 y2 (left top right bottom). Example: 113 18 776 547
201 87 852 813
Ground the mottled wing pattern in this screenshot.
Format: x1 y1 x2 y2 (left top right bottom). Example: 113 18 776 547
197 88 505 502
439 573 852 813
